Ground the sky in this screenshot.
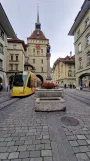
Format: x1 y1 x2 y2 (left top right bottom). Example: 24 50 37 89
0 0 84 67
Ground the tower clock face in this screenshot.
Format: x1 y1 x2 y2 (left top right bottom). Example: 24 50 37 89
36 45 40 50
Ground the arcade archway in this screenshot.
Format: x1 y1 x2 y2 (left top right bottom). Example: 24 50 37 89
78 73 90 87
36 75 44 84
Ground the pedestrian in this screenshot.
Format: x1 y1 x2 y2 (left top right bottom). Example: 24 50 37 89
89 81 90 90
64 84 66 89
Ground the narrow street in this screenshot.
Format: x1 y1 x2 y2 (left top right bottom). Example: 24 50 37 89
0 90 90 161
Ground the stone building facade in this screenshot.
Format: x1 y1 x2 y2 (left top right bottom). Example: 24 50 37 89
0 3 16 88
53 54 76 86
6 39 26 83
68 0 90 88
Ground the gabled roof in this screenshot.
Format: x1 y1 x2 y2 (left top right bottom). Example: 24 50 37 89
8 38 27 51
0 3 16 38
27 30 48 40
53 55 75 68
68 0 90 35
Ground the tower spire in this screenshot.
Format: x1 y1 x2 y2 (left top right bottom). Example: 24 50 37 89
37 4 40 23
35 3 41 30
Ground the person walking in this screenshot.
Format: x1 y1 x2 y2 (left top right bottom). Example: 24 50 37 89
89 82 90 90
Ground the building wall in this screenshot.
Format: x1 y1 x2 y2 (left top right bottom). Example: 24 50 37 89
74 10 90 87
6 42 25 80
0 26 7 87
27 39 49 81
53 61 76 86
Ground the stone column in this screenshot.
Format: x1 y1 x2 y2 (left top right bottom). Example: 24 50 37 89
46 53 52 81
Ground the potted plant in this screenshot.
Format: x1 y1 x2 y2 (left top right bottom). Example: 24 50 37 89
42 82 56 89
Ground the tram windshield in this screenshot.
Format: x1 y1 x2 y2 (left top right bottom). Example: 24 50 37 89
13 74 27 86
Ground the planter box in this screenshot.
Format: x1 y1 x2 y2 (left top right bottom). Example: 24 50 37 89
34 88 66 112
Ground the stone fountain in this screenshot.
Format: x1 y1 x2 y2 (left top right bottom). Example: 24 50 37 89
35 44 66 112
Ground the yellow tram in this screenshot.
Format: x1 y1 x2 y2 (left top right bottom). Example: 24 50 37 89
11 71 41 97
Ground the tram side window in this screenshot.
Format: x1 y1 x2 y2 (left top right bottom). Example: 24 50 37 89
27 76 31 88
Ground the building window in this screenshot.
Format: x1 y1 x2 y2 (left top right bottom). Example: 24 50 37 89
10 64 13 70
41 67 43 72
33 59 35 63
87 35 90 45
85 18 89 27
41 59 43 64
68 70 72 77
77 29 80 38
69 65 72 69
15 64 18 70
87 53 90 65
0 43 3 54
78 43 81 52
0 28 4 39
16 55 18 61
78 57 82 69
0 59 3 70
37 51 40 55
41 49 43 53
33 48 35 53
11 55 13 61
13 44 16 49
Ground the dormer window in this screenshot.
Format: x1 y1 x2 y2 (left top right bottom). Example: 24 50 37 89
85 18 89 27
77 29 80 38
37 31 40 39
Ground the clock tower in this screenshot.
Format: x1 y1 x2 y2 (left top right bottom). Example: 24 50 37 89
26 6 50 82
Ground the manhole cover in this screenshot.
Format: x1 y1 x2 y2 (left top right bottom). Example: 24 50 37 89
61 116 79 126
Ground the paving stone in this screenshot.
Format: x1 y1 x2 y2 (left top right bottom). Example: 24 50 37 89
79 146 89 152
44 157 52 161
29 129 36 133
15 140 24 146
0 146 8 152
20 137 26 140
13 137 20 141
36 135 42 140
22 158 30 161
86 140 90 145
87 152 90 158
0 153 9 159
17 145 27 151
25 140 32 145
27 145 35 151
73 147 80 153
8 152 19 159
19 151 29 158
67 135 77 141
6 141 15 146
36 144 44 150
0 141 7 146
0 137 5 141
77 135 86 140
43 135 49 139
41 139 50 144
30 151 40 158
5 137 13 141
11 159 21 161
76 153 89 160
7 146 18 152
30 158 42 161
45 144 51 150
69 141 78 147
78 140 87 146
41 150 52 157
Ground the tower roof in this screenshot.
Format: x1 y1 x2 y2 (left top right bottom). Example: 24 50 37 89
27 30 48 40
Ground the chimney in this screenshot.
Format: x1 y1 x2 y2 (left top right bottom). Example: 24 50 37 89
70 51 72 57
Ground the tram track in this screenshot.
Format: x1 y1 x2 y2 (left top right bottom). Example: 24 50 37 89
0 97 21 111
64 92 90 106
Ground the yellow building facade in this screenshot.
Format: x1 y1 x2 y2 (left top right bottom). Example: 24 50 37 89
69 0 90 88
53 55 76 86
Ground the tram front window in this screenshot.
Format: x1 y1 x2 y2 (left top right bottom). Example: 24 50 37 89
13 74 27 86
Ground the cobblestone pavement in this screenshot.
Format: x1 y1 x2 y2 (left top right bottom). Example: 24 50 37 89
0 90 90 160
